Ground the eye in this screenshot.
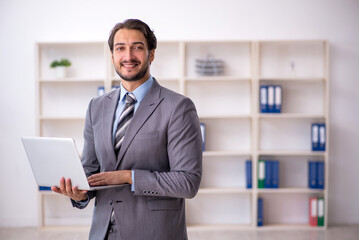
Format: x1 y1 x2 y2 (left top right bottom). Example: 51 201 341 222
133 46 144 50
116 46 125 51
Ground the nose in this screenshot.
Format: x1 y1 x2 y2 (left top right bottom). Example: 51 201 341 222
123 48 134 61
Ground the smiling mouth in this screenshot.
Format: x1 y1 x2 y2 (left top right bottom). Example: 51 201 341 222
121 61 140 70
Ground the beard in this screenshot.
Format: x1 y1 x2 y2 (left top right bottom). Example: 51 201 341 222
114 57 150 82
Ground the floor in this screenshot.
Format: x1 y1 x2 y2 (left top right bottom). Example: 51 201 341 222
0 225 359 240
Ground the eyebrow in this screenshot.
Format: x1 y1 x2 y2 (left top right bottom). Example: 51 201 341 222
114 41 145 47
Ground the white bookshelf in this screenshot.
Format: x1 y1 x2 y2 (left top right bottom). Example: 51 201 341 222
35 40 329 230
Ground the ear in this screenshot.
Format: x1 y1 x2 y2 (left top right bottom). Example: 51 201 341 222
149 49 155 63
111 53 114 64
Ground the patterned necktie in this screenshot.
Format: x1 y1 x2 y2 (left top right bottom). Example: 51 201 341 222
114 93 136 156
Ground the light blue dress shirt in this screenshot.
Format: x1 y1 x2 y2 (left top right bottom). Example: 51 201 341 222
112 76 153 191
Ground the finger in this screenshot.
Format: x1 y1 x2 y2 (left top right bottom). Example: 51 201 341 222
51 186 62 194
59 177 67 195
72 186 88 196
65 178 73 195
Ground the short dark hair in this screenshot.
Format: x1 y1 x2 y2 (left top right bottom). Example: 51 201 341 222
108 19 157 53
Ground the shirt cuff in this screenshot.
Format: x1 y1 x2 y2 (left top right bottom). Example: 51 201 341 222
131 170 135 192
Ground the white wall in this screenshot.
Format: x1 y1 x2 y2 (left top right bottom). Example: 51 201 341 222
0 0 358 226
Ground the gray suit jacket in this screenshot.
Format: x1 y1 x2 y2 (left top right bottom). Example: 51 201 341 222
72 79 202 240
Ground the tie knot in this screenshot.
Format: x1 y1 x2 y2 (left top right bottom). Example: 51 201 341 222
126 93 136 104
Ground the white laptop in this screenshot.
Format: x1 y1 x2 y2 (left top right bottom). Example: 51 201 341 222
21 136 127 191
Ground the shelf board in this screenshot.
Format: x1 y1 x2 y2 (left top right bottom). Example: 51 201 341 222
257 223 326 230
185 76 251 82
39 78 105 83
198 188 251 194
187 224 253 231
258 150 326 156
258 113 325 119
257 188 325 194
258 77 325 82
199 114 252 119
203 151 252 157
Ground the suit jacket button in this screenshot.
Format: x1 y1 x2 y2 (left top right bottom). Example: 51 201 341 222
109 200 113 205
143 190 147 194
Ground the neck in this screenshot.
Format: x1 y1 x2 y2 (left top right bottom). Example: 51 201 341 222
121 74 150 92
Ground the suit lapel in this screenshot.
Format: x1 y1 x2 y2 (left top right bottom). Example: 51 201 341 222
103 89 120 168
116 79 163 169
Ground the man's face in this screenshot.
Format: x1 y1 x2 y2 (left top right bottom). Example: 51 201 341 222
111 28 154 82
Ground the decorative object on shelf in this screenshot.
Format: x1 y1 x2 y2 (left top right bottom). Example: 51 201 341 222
50 58 72 78
195 54 224 76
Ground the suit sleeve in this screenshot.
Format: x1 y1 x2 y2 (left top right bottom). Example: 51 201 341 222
133 97 202 199
71 98 99 208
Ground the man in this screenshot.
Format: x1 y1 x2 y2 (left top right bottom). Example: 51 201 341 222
51 19 202 240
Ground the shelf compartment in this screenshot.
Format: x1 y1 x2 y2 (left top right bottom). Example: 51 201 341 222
151 42 180 79
201 118 251 152
259 79 325 115
259 118 323 152
185 41 251 78
257 155 325 189
41 193 93 226
259 41 326 78
39 82 101 117
258 193 324 226
40 119 84 153
186 193 251 225
38 42 106 80
201 155 250 189
186 80 251 117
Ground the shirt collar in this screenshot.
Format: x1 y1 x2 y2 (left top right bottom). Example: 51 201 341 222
119 76 153 104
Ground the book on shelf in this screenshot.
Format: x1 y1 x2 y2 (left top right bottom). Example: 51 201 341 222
260 85 282 113
309 196 325 227
245 160 252 189
260 86 268 113
311 123 326 151
317 197 325 226
274 85 282 113
309 197 318 226
258 198 263 226
258 160 265 188
308 161 325 189
258 160 280 188
97 86 105 96
39 186 52 191
200 123 205 152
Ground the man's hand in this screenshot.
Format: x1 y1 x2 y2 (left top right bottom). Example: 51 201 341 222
51 177 88 202
87 170 132 186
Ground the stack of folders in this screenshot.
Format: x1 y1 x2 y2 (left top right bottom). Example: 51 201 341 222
258 160 279 188
97 86 105 96
309 197 325 226
308 161 325 189
200 123 205 152
260 85 282 113
257 198 263 226
311 123 326 151
245 160 252 189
